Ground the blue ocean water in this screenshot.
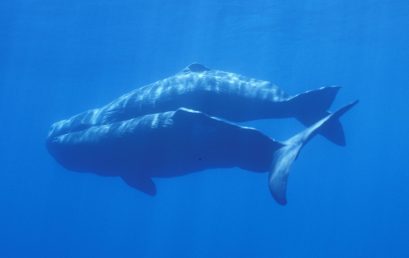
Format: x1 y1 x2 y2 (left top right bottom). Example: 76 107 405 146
1 0 409 257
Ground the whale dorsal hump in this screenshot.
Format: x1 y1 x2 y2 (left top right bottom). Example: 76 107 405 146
184 63 210 73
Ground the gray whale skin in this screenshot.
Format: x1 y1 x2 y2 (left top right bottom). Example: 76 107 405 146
47 64 357 205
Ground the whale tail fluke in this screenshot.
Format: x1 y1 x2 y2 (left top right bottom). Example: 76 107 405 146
269 100 358 205
289 86 347 146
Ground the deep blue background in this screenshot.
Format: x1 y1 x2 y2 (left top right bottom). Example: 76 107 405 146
1 0 409 257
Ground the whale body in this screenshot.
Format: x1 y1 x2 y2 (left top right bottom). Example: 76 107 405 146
47 108 283 196
47 102 358 205
49 64 345 146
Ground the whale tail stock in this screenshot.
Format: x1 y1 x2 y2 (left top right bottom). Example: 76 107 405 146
269 100 358 205
288 86 347 146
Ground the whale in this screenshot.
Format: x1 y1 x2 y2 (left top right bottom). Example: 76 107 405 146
49 64 346 146
47 102 358 205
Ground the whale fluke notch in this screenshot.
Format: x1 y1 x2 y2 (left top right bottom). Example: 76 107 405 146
269 100 358 205
288 86 346 146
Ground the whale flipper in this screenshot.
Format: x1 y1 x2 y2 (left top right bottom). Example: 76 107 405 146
288 86 347 146
269 100 358 205
121 174 157 196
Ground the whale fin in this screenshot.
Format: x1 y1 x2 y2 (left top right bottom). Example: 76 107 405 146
184 63 210 73
269 100 358 205
121 174 157 196
289 86 347 146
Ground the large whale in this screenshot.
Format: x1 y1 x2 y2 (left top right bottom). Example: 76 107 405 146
47 102 357 205
49 64 346 146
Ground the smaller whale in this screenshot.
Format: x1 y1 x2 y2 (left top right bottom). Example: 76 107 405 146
47 101 358 205
50 64 346 146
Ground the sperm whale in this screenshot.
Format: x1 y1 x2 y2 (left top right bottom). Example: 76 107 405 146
49 64 346 146
47 102 358 205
